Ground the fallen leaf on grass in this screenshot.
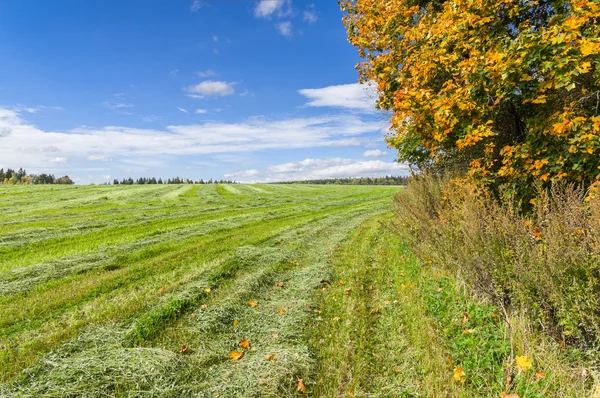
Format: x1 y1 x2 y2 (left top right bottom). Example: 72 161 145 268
437 287 443 292
347 392 356 397
278 308 286 315
265 354 276 361
462 329 475 334
453 366 466 382
159 286 167 294
462 313 470 325
393 366 401 373
500 393 520 398
338 280 344 285
515 355 532 372
204 287 211 293
271 333 279 338
275 282 284 288
535 371 546 380
314 309 322 314
297 377 306 393
239 338 250 350
345 288 352 296
332 316 341 322
249 300 257 308
233 319 238 327
200 304 208 309
228 350 244 361
180 344 188 354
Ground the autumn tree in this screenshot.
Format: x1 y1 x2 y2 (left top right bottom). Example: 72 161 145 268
341 0 600 201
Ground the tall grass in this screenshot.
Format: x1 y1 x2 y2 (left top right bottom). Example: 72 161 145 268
392 175 600 351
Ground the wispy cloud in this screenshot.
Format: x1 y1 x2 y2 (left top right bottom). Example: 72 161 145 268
303 4 318 23
13 105 64 114
0 108 383 171
190 0 203 12
225 158 408 182
178 107 189 113
276 21 293 37
186 80 236 98
298 83 377 111
196 69 217 78
195 109 208 114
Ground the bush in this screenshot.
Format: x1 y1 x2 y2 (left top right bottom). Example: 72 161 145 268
392 175 600 347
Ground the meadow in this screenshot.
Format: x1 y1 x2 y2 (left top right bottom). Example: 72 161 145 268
0 184 402 396
0 183 591 397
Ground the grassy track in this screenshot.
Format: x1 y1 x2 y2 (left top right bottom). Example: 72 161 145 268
0 184 400 396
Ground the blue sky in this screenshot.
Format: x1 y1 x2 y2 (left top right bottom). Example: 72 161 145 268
0 0 406 183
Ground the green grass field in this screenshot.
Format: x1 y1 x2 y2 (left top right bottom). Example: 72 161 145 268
2 183 585 397
0 184 402 396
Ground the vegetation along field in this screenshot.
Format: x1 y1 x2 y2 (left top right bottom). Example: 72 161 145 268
1 183 595 397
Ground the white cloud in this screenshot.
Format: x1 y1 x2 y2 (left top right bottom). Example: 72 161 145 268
226 158 408 182
298 83 377 111
303 4 318 23
13 105 64 113
169 69 179 76
195 109 208 114
224 169 259 178
187 80 236 98
190 0 202 12
362 149 388 158
254 0 290 18
212 35 218 42
178 107 189 113
142 115 162 122
50 157 68 164
196 69 217 78
276 21 293 37
0 108 384 172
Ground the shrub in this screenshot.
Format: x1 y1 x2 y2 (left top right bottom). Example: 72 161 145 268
392 175 600 347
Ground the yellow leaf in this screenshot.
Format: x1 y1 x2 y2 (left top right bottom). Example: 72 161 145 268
500 393 520 398
453 366 466 382
233 319 239 327
297 377 306 393
228 350 244 361
249 300 257 308
275 281 284 288
515 355 532 371
278 308 286 315
347 393 356 397
462 329 475 334
239 338 250 350
265 354 276 361
200 304 208 309
204 287 211 293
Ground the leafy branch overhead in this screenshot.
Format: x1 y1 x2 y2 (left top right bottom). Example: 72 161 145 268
341 0 600 201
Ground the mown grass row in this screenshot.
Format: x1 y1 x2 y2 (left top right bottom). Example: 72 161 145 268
0 184 398 391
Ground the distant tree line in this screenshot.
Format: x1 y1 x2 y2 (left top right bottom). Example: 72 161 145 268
274 176 408 185
0 168 74 185
113 177 237 185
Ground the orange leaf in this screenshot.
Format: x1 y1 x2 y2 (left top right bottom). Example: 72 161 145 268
278 308 286 315
500 393 520 398
200 304 208 309
535 371 546 380
249 300 257 308
239 338 250 350
265 354 276 361
233 319 238 327
297 377 306 393
275 281 284 288
347 393 356 397
180 344 188 354
228 350 244 361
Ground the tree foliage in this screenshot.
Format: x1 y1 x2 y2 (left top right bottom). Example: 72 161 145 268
341 0 600 201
